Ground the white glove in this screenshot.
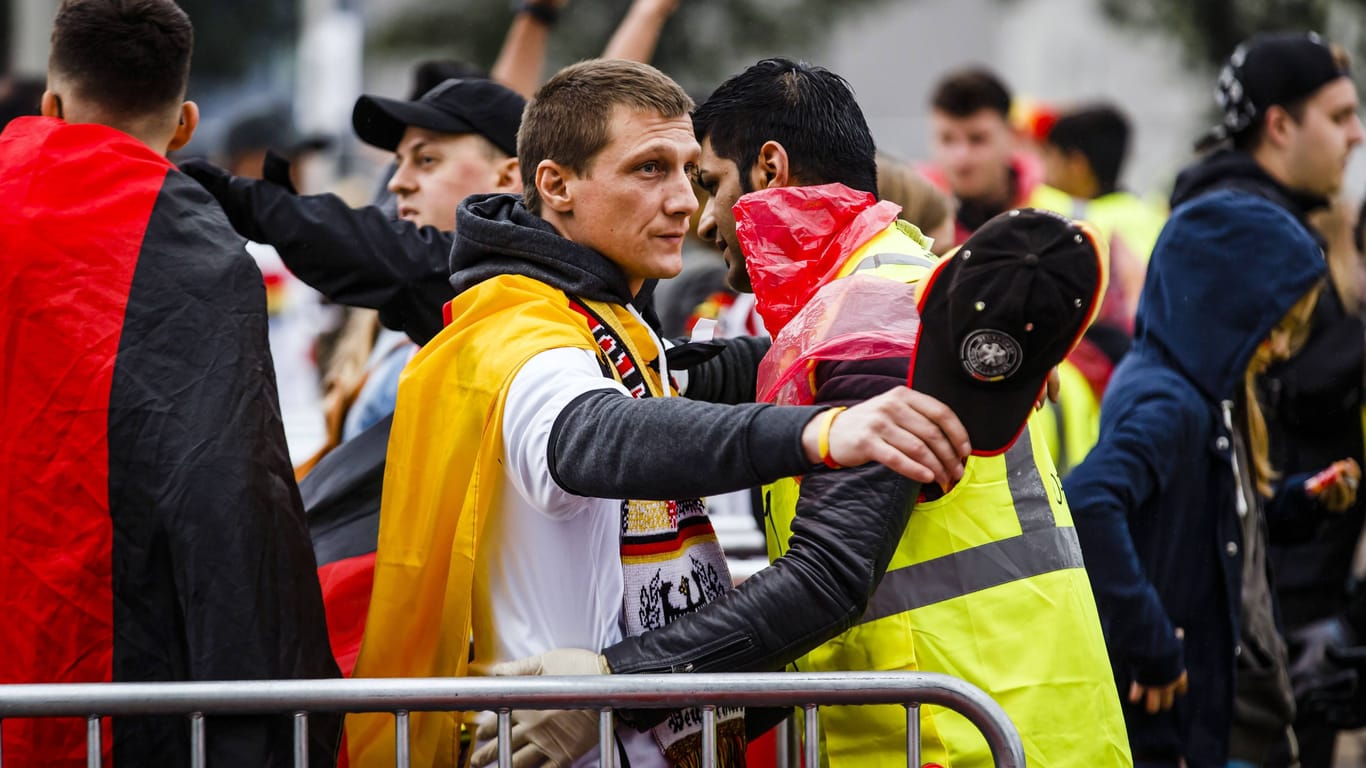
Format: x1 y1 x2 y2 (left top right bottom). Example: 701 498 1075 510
468 650 609 768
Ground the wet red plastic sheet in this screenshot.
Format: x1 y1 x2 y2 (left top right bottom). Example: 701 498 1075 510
736 183 901 336
756 275 922 405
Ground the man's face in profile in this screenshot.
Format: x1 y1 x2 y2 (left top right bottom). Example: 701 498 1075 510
694 138 752 292
556 105 699 293
387 126 505 231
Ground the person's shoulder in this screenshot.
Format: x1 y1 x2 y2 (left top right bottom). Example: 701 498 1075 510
118 171 263 307
146 171 252 268
1106 358 1211 437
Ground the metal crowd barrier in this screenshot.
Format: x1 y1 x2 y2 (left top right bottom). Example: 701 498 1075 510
0 671 1025 768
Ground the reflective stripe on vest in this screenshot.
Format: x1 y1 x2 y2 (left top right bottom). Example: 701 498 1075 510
858 426 1084 624
847 250 939 276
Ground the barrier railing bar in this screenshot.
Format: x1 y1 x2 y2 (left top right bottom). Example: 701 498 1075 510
293 712 308 768
0 672 1024 768
0 673 1002 714
701 705 716 768
598 709 614 768
803 704 818 768
907 703 921 768
189 712 205 768
393 710 409 768
86 715 100 768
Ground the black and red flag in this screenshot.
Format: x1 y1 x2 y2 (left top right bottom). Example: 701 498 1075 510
0 117 340 767
299 413 390 679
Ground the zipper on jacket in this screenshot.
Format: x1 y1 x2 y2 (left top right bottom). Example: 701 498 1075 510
669 634 755 673
1221 399 1250 519
619 633 755 674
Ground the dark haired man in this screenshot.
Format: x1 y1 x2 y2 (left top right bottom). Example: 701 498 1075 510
481 58 1129 768
1041 103 1165 268
0 0 339 766
923 67 1053 247
1159 31 1366 768
185 77 526 347
347 58 968 768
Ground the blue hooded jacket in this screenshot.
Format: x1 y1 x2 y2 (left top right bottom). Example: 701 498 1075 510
1064 190 1325 765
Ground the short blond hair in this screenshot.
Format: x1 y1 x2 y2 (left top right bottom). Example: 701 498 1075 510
519 59 694 214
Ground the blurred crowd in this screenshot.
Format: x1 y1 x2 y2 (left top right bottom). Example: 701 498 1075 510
5 1 1366 767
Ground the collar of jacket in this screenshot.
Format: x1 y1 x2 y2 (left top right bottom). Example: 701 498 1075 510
1170 148 1329 228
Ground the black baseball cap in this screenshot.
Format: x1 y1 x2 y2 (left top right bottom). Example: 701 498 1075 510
908 209 1107 456
351 78 525 157
1197 31 1349 150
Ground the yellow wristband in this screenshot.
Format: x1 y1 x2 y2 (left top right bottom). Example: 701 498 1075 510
818 406 848 469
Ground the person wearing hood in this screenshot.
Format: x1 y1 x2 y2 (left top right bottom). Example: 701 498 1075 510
1064 191 1339 766
1167 32 1366 767
343 59 970 768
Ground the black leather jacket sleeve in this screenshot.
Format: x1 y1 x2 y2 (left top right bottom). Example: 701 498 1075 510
603 462 916 673
605 461 917 727
179 159 453 345
602 357 919 730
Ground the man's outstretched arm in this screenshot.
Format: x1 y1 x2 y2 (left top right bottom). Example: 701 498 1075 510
181 160 453 344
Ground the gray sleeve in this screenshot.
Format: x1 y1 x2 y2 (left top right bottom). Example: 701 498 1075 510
547 389 821 500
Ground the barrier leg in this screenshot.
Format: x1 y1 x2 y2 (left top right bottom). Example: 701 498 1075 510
599 710 614 768
190 712 206 768
294 712 309 768
772 716 789 768
87 715 100 768
803 705 818 768
701 705 717 768
906 704 920 768
394 710 410 768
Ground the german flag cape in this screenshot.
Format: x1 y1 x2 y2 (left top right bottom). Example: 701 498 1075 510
0 117 339 767
347 273 664 766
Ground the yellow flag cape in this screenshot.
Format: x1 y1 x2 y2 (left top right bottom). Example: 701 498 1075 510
344 273 662 766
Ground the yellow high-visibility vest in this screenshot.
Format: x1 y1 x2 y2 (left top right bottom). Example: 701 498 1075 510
763 222 1132 767
1035 359 1103 476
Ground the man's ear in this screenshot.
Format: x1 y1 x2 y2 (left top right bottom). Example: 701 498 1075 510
40 90 62 119
752 140 791 190
167 101 199 153
536 159 574 213
495 156 522 194
1263 105 1295 148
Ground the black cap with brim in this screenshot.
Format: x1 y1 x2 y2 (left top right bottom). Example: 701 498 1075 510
351 78 524 156
1197 31 1348 151
908 209 1106 456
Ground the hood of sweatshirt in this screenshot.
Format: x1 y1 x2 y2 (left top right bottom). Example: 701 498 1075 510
1135 189 1325 401
449 192 659 324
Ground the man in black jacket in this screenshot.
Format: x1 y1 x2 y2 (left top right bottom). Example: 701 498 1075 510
1169 32 1366 768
